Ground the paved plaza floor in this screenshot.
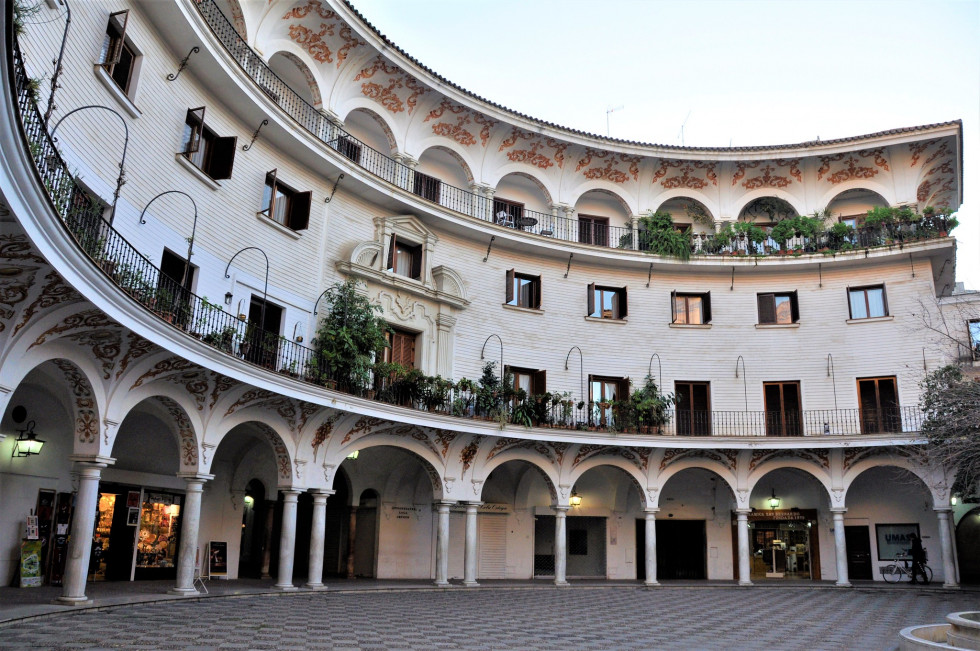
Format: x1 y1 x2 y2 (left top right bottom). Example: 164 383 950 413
1 581 977 650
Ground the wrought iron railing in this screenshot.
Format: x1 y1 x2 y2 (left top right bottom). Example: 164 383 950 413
8 23 926 438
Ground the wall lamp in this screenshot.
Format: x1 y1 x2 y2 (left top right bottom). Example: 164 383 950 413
10 405 44 457
224 292 233 305
768 489 781 509
569 489 583 507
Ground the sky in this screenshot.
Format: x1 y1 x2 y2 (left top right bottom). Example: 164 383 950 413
351 0 980 288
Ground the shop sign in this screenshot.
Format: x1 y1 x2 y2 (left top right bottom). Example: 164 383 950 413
146 493 173 506
876 523 920 561
208 541 228 576
20 539 42 587
449 503 512 514
743 509 817 522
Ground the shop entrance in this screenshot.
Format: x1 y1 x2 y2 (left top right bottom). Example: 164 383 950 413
956 507 980 584
844 525 873 580
238 479 268 578
533 515 607 578
637 519 705 580
737 509 819 580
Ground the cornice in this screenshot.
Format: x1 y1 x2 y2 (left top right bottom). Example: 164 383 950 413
335 260 470 309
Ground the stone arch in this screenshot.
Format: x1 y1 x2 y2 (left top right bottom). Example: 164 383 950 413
487 168 556 209
654 458 739 508
842 456 935 506
746 459 833 505
653 194 718 228
334 438 445 500
568 184 636 218
734 191 805 221
212 0 248 41
339 104 399 154
568 458 649 509
105 377 204 441
43 358 102 455
209 416 294 484
110 395 201 473
266 48 324 107
415 143 475 185
652 190 720 222
474 450 560 504
821 186 892 218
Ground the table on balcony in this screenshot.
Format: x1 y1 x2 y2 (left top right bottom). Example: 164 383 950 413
515 216 538 230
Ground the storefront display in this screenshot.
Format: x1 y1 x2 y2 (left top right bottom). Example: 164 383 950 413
136 492 182 580
89 491 116 581
734 508 820 581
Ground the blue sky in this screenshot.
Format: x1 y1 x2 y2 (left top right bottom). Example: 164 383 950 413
351 0 980 288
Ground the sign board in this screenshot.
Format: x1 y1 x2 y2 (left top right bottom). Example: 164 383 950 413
25 515 39 540
20 539 42 587
740 509 817 523
449 503 512 515
876 523 920 561
208 541 228 576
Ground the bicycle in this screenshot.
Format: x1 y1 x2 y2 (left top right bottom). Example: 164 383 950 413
881 551 932 584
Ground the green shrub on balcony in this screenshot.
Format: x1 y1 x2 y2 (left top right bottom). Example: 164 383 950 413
312 278 391 390
637 210 692 260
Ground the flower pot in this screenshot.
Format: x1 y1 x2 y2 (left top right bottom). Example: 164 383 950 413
325 379 337 390
238 314 247 321
366 389 376 400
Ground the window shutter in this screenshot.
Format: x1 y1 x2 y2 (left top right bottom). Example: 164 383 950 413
670 290 677 323
410 244 423 280
846 285 853 319
386 233 396 271
533 275 542 309
185 107 206 153
209 136 238 179
618 378 631 402
790 290 800 323
880 283 889 316
758 293 775 324
703 291 712 323
264 169 278 216
106 10 130 66
620 287 628 318
532 370 547 395
506 269 515 304
587 283 595 316
291 191 312 230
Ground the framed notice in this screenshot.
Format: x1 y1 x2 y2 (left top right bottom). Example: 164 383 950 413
127 491 140 508
876 523 920 560
127 507 140 526
208 541 228 576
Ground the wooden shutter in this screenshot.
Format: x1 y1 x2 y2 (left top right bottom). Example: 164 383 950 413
790 290 800 323
532 275 541 309
386 233 396 271
619 287 628 318
617 378 631 402
410 244 423 280
505 269 515 304
757 293 775 324
264 169 278 217
846 285 853 319
587 283 595 316
670 290 677 323
106 10 129 66
291 191 312 230
209 136 238 179
532 370 547 395
391 329 416 367
703 291 712 323
185 107 206 153
880 283 889 316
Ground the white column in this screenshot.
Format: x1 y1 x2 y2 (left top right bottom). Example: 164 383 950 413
630 215 640 250
59 459 110 604
169 473 213 595
306 489 334 589
736 508 752 586
462 501 481 586
434 314 457 379
275 489 300 590
644 508 659 586
484 187 496 222
554 506 569 586
935 508 959 588
831 508 850 587
434 500 453 586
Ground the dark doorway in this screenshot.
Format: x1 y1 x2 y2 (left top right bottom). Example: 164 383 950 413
857 376 900 433
656 520 706 580
159 249 196 328
352 489 378 578
956 507 980 584
675 381 711 436
323 469 351 577
245 296 283 369
844 525 873 580
238 479 267 578
636 518 646 581
533 515 555 577
764 381 802 436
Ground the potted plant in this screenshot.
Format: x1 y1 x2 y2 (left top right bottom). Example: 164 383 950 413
633 374 675 433
636 210 692 260
511 389 534 427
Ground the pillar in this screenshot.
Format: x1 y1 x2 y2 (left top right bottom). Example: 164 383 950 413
435 314 456 379
463 501 480 587
483 187 496 222
735 508 752 586
275 489 300 590
643 508 659 586
169 473 213 595
935 508 959 588
554 506 569 586
260 499 275 578
831 507 850 587
306 489 334 589
346 505 358 579
59 458 112 604
630 214 640 250
434 500 453 586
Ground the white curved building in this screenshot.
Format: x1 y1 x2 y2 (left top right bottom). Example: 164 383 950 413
1 0 977 600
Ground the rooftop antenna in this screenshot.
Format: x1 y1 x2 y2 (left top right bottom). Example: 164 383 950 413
606 105 624 137
678 110 692 146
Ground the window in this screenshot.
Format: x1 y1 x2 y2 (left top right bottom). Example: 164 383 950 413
180 107 237 180
99 10 138 96
969 319 980 360
412 170 441 202
385 233 422 280
261 169 311 231
763 381 802 436
848 285 888 319
384 327 416 368
493 198 524 227
578 215 609 246
757 291 799 325
588 284 627 320
675 381 710 436
671 291 711 324
589 375 629 427
857 377 900 434
158 249 196 328
245 297 283 369
336 135 361 163
506 270 541 309
506 366 546 397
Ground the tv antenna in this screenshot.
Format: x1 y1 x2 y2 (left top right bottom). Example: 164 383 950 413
606 105 624 136
678 110 692 146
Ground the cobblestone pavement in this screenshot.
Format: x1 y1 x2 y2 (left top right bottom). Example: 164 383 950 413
0 585 977 650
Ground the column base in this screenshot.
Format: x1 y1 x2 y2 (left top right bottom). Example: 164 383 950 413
167 587 200 596
737 580 753 586
554 580 570 587
433 580 450 587
55 596 92 606
275 583 298 591
305 583 326 590
462 580 480 587
943 583 960 589
835 582 852 588
643 580 660 587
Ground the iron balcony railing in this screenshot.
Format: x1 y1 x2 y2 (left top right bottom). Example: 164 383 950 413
9 24 927 439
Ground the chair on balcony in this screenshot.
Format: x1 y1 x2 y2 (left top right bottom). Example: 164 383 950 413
495 210 514 228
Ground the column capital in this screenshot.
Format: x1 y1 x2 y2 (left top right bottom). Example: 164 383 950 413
464 500 484 506
69 454 115 468
829 507 848 515
280 489 302 499
643 507 660 516
177 472 214 484
309 488 336 496
553 505 570 513
933 506 953 514
735 508 752 516
436 313 457 328
433 500 456 509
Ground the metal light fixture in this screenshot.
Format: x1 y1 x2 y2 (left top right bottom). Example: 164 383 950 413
346 450 359 460
224 292 233 305
569 489 583 507
951 495 959 506
768 489 780 509
11 420 45 458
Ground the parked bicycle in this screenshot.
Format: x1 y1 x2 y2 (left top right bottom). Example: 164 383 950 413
881 551 932 584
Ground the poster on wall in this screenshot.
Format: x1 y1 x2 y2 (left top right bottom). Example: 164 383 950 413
20 539 43 587
127 507 140 526
208 541 228 576
876 523 921 560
